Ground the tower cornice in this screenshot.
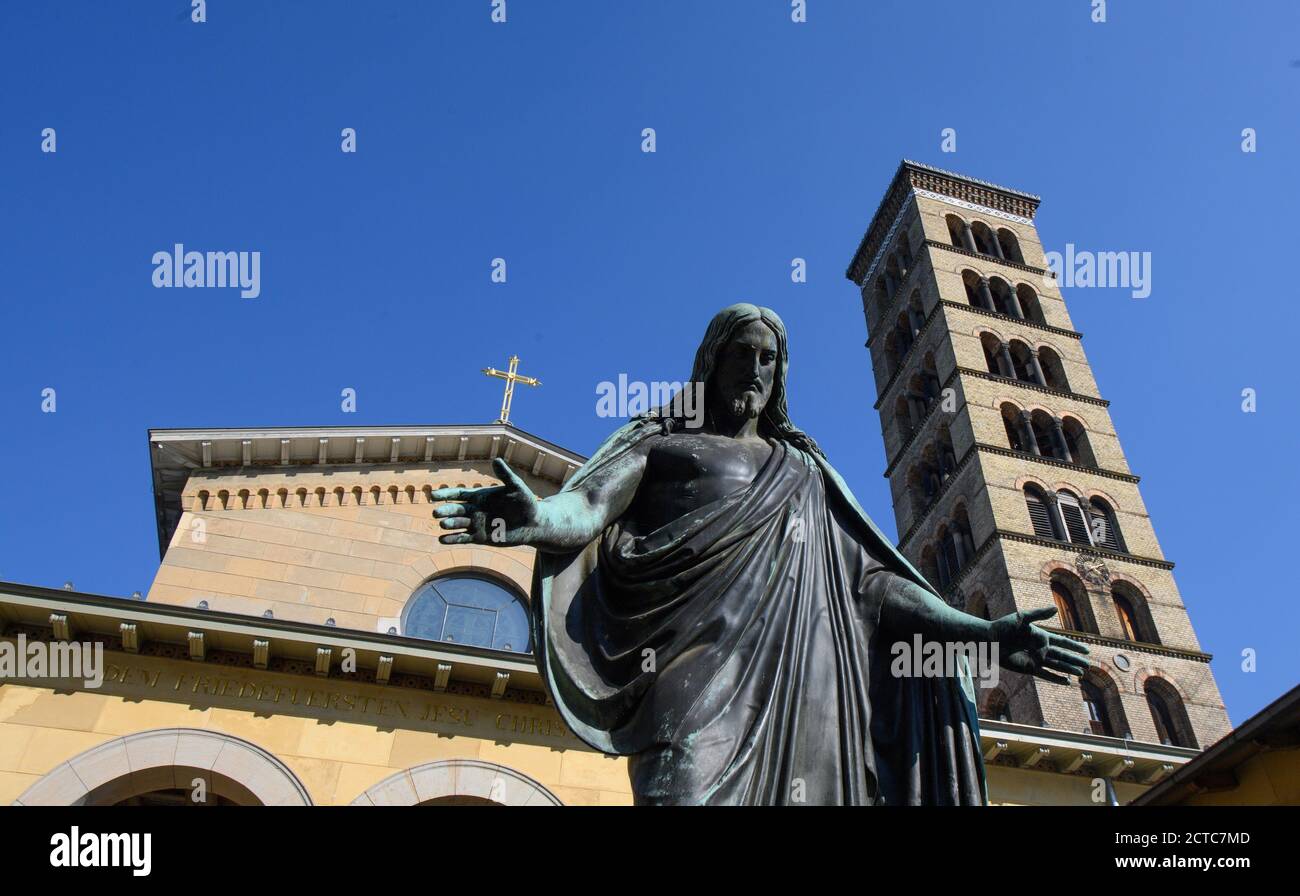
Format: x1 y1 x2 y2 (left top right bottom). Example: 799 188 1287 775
846 160 1043 285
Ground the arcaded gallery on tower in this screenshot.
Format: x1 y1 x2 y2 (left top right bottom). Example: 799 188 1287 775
0 162 1247 806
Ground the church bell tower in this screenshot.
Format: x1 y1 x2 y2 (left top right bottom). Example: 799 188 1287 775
846 161 1231 802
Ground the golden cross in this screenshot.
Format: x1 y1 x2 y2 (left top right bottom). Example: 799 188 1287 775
482 355 541 425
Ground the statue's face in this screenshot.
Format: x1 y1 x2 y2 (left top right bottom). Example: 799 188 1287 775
710 319 779 422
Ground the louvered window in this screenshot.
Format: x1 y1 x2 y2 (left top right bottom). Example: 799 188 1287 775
1056 493 1092 546
1025 490 1057 539
1089 500 1123 551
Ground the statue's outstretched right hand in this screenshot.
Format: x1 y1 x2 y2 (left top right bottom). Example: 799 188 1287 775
432 457 540 547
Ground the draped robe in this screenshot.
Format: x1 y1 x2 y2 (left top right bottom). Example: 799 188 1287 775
531 422 986 805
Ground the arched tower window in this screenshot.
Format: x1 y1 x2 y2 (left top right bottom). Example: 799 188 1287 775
1062 418 1096 469
962 269 983 307
873 277 890 320
935 426 957 485
883 339 902 383
1055 491 1093 546
1037 347 1069 392
996 228 1024 264
906 290 924 334
1030 411 1059 460
895 394 918 439
403 574 532 654
1111 582 1157 644
989 278 1015 317
896 237 913 276
893 311 915 359
1087 496 1123 550
971 221 998 256
937 524 958 589
1016 284 1044 324
1144 680 1197 748
1114 592 1140 641
952 505 976 562
946 215 967 249
1051 580 1082 632
920 353 941 404
884 256 903 299
1008 340 1039 384
921 544 943 591
906 464 931 516
1081 679 1114 737
914 452 941 503
1002 403 1027 452
1024 485 1059 539
1080 671 1131 739
981 332 1004 376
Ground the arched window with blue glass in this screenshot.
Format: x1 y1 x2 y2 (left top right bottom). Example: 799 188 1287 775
403 574 532 654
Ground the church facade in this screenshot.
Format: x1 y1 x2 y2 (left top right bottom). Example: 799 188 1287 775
2 424 633 806
847 161 1232 804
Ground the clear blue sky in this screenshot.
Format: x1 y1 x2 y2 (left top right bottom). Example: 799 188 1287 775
1 1 1296 724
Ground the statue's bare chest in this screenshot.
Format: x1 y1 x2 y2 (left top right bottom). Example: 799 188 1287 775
627 434 774 534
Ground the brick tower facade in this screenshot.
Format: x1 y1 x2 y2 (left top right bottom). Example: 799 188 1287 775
845 162 1231 796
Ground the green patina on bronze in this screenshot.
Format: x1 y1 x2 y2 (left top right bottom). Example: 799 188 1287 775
433 304 1088 805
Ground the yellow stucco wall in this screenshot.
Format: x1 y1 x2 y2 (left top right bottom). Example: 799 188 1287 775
147 460 547 634
3 650 1188 806
0 645 634 806
985 761 1146 806
1171 751 1299 806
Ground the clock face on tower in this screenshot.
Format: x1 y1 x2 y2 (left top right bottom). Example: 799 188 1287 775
1075 553 1111 588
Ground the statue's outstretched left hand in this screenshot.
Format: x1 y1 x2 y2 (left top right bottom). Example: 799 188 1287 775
990 607 1091 685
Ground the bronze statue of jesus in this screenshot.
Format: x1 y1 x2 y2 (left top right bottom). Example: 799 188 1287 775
434 304 1088 805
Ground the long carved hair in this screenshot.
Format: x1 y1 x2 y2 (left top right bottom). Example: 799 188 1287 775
645 303 822 457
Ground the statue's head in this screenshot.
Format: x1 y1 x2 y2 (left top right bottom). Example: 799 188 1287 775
677 303 820 455
693 304 782 424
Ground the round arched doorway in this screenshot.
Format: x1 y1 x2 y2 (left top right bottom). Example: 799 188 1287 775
13 728 312 806
351 759 561 806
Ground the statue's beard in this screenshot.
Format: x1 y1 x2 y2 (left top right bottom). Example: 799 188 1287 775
728 392 764 420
